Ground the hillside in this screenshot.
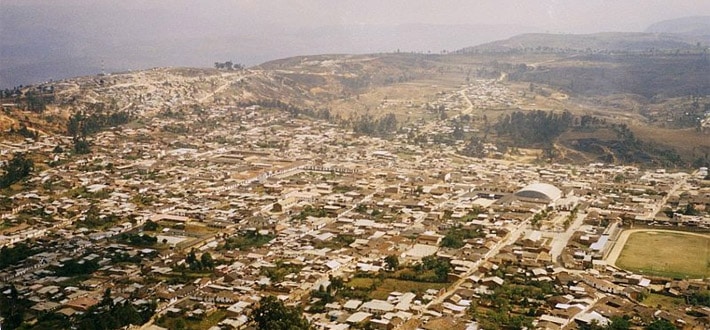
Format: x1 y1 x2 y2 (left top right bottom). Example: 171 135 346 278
645 16 710 35
506 53 710 99
460 32 703 53
1 48 709 169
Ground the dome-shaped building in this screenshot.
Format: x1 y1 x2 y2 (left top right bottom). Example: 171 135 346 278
514 183 562 202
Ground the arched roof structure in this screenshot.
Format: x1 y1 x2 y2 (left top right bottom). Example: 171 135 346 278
514 183 562 202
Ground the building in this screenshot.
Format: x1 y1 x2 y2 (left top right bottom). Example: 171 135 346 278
514 183 562 203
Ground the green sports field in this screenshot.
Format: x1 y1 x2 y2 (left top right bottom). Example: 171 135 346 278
616 231 710 279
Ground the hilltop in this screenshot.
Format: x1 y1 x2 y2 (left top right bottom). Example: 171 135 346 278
645 16 710 35
460 32 707 54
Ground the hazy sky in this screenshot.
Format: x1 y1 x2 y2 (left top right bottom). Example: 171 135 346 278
1 0 709 87
3 0 709 33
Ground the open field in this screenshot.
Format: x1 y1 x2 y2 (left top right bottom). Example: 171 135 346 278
614 230 710 279
157 309 227 330
347 277 448 300
643 293 686 310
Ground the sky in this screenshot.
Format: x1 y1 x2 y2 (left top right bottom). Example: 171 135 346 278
3 0 708 32
1 0 709 87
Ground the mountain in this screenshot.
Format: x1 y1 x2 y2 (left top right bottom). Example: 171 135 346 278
460 32 702 54
645 16 710 35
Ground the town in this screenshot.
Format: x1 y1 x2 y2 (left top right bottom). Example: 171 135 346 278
1 63 709 330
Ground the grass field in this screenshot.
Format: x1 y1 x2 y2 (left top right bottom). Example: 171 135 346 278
347 277 449 300
643 293 686 310
616 231 710 279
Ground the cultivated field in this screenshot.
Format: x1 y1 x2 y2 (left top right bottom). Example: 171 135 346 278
615 231 710 279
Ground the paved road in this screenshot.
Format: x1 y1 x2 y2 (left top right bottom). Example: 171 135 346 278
549 211 587 262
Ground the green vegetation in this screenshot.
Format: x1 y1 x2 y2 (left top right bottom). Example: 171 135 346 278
312 234 355 250
578 316 633 330
293 205 327 220
0 242 41 268
14 125 39 140
508 53 710 99
73 137 92 154
309 277 345 312
117 233 158 246
222 231 275 251
494 110 573 147
24 90 51 113
252 295 310 330
238 99 335 123
645 319 678 330
351 113 398 137
397 255 452 283
181 249 215 271
530 209 550 229
261 260 303 282
76 205 119 229
346 277 448 301
53 258 100 277
143 220 159 231
66 103 132 138
0 195 12 211
616 231 710 278
384 255 399 271
156 309 228 330
440 225 485 248
470 281 559 330
461 135 486 158
34 289 157 330
0 153 34 189
74 298 154 330
214 61 244 70
687 290 710 307
643 293 686 310
0 285 32 330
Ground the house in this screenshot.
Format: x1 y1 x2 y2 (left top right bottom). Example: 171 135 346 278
361 300 395 315
347 311 373 324
64 297 100 311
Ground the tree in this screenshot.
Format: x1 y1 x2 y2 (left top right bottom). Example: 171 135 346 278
384 255 399 271
174 318 187 330
0 152 34 188
461 136 485 158
143 220 159 231
201 252 214 269
607 316 631 330
0 285 28 329
687 290 710 306
251 296 310 330
645 319 677 330
434 263 450 282
101 288 114 307
73 137 91 154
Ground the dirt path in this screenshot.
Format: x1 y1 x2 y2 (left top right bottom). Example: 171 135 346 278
458 89 474 115
605 229 710 266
